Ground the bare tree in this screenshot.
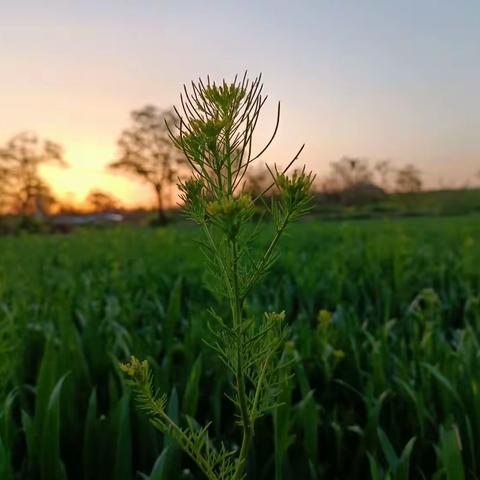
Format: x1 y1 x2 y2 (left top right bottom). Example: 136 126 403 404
395 164 423 193
322 156 373 193
86 189 121 212
0 164 12 214
374 159 393 191
108 106 186 224
0 132 67 216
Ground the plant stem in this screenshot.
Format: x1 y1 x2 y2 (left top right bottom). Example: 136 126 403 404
234 361 251 480
231 237 251 480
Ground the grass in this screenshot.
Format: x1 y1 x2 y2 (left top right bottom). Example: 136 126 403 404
312 188 480 219
0 215 479 479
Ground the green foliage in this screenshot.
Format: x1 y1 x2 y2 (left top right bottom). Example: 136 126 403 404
0 214 479 478
0 301 15 404
40 374 69 480
312 187 480 219
0 433 14 480
183 355 202 418
436 425 465 480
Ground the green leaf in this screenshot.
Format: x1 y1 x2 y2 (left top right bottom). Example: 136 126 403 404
396 437 416 480
34 339 59 458
182 355 202 418
83 389 98 480
21 410 34 462
297 390 319 471
113 394 132 480
421 363 462 406
294 353 319 470
0 434 14 480
164 277 182 353
437 425 465 480
367 453 383 480
149 447 170 480
377 428 398 471
40 373 69 480
163 389 181 478
0 390 17 452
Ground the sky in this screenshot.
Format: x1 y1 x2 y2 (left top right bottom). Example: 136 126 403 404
1 0 479 207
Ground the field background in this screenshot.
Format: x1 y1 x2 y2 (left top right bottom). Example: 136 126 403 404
1 214 479 479
312 188 480 219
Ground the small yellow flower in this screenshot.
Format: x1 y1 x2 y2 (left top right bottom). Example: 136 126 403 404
266 311 286 322
207 194 251 217
333 349 345 361
464 237 474 247
285 340 295 354
317 309 332 328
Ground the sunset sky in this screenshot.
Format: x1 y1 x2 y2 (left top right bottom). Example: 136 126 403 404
1 1 479 207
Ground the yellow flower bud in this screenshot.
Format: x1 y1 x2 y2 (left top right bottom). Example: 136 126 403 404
333 349 345 361
120 356 149 382
317 309 332 328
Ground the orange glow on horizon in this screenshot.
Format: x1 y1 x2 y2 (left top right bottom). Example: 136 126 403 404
40 141 160 210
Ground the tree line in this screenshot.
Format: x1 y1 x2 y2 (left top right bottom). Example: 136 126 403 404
1 104 473 222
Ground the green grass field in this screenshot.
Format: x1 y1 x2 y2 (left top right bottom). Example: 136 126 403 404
0 215 479 479
312 188 480 219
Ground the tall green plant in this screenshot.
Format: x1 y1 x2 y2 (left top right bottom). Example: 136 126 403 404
121 73 313 479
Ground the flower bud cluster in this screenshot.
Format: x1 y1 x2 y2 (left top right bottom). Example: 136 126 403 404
178 178 207 223
120 356 149 383
276 169 314 214
206 194 253 238
204 82 246 115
